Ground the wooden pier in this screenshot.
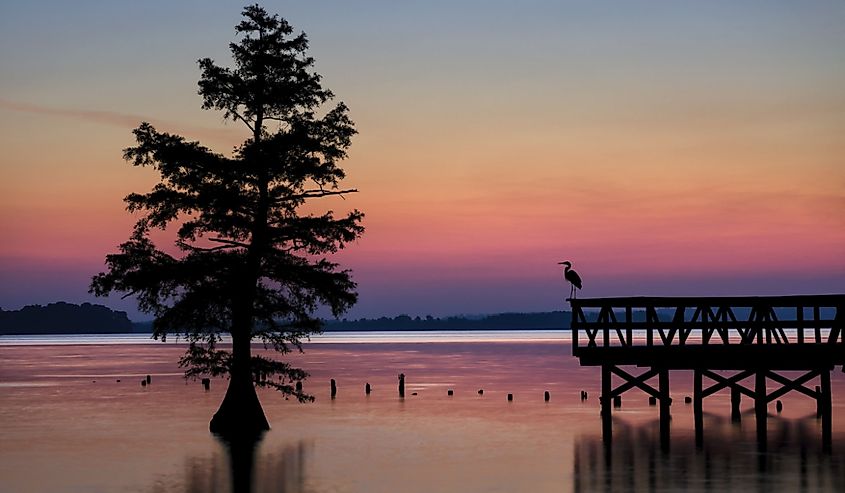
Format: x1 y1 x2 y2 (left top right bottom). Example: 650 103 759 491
570 295 845 451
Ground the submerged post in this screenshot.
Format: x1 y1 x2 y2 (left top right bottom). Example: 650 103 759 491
398 373 405 398
330 379 337 399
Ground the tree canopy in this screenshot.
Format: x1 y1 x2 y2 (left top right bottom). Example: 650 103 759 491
91 4 364 435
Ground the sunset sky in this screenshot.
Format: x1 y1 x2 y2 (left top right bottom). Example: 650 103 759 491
1 1 843 320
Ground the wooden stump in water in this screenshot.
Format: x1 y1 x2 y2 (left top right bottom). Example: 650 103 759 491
365 383 371 395
507 393 513 401
330 379 337 399
146 375 151 385
398 373 405 398
544 391 550 402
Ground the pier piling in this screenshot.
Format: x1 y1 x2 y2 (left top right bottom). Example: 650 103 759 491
731 387 741 422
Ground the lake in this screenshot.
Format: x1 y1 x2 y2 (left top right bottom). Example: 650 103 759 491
1 331 844 492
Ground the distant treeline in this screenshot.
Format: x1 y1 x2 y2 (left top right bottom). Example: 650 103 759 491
1 303 828 335
0 302 132 335
323 306 835 332
323 312 571 331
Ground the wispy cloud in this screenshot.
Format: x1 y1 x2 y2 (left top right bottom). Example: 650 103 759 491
0 98 246 147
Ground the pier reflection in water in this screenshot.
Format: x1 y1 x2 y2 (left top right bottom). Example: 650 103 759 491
574 417 845 493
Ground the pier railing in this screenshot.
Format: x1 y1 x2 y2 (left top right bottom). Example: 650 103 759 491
571 295 844 354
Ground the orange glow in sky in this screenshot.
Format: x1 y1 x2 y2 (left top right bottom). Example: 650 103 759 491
1 2 843 319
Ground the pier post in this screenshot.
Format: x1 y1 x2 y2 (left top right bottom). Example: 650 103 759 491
731 386 741 422
821 369 832 453
658 367 670 451
693 369 703 448
755 370 767 451
601 365 612 444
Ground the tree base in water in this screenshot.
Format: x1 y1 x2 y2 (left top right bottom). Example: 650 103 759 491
209 379 270 438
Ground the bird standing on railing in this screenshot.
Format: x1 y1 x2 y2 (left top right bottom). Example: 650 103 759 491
559 261 582 300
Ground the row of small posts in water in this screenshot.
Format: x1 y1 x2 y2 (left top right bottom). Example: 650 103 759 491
186 372 557 402
326 374 551 402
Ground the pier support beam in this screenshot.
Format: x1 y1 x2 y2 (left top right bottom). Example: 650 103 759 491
731 386 742 423
693 369 703 448
659 368 670 452
821 369 832 453
755 370 767 451
601 364 612 444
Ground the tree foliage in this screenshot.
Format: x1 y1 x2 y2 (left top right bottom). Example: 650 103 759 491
91 5 363 408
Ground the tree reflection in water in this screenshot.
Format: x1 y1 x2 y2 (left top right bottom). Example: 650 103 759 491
179 437 309 493
574 416 845 493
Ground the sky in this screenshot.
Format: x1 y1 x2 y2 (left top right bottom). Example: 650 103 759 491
1 1 843 320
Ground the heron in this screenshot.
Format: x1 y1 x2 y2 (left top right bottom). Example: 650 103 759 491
559 261 582 300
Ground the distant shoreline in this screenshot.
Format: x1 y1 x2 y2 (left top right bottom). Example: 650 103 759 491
1 302 571 335
0 330 572 346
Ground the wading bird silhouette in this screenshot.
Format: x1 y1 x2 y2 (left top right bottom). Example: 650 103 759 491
559 261 582 300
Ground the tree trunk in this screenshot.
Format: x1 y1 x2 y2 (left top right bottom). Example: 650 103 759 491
210 97 271 438
209 329 269 437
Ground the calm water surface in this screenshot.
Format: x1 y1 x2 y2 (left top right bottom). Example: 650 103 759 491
1 332 843 492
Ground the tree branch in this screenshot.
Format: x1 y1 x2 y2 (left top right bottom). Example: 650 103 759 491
178 241 239 253
228 109 255 133
274 188 358 203
209 237 250 248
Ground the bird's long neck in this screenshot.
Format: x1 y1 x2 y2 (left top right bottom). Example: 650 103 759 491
564 265 570 273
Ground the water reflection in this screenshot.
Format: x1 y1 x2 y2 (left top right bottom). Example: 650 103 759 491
178 438 310 493
574 417 845 492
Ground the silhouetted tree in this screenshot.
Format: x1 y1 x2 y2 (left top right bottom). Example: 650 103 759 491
91 4 363 436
